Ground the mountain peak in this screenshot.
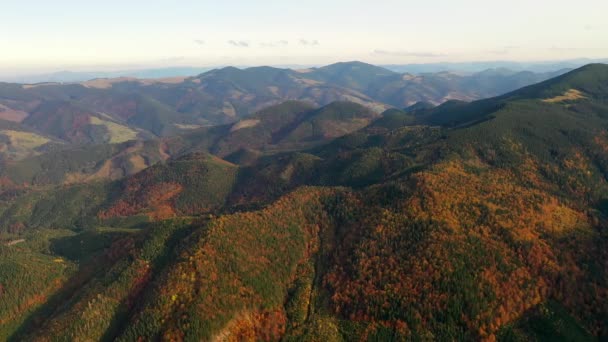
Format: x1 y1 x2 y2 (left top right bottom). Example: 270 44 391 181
320 61 396 74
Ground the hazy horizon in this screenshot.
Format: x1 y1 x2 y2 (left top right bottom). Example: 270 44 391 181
2 58 607 84
1 0 606 75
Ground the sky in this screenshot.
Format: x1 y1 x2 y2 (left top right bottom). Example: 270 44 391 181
1 0 607 74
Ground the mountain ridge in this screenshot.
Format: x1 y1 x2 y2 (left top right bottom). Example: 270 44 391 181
0 61 573 156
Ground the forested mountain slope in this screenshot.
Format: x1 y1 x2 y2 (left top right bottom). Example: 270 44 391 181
0 64 607 341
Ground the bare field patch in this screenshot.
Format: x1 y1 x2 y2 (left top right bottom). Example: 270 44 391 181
139 76 187 85
64 158 114 184
89 116 139 143
293 76 324 86
223 102 237 117
543 89 587 103
0 104 28 122
22 83 60 89
129 154 149 171
82 77 137 89
267 86 280 96
0 130 51 160
230 119 261 132
174 123 203 130
1 130 50 150
294 68 314 73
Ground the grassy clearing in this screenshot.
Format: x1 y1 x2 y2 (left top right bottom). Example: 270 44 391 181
89 116 139 143
542 88 587 103
1 130 50 150
173 123 203 130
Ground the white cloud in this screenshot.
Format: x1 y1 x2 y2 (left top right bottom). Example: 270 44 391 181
228 40 250 48
372 49 446 58
299 39 320 46
259 40 289 48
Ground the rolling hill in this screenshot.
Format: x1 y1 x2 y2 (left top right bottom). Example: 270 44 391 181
0 101 380 190
0 61 568 159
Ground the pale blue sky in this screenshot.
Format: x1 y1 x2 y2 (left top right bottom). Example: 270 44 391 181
1 0 606 73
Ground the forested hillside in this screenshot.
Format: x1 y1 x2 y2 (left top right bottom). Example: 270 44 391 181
0 64 607 341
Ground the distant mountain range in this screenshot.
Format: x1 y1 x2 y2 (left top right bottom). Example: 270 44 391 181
3 58 605 84
382 58 608 74
0 67 215 84
0 61 572 163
